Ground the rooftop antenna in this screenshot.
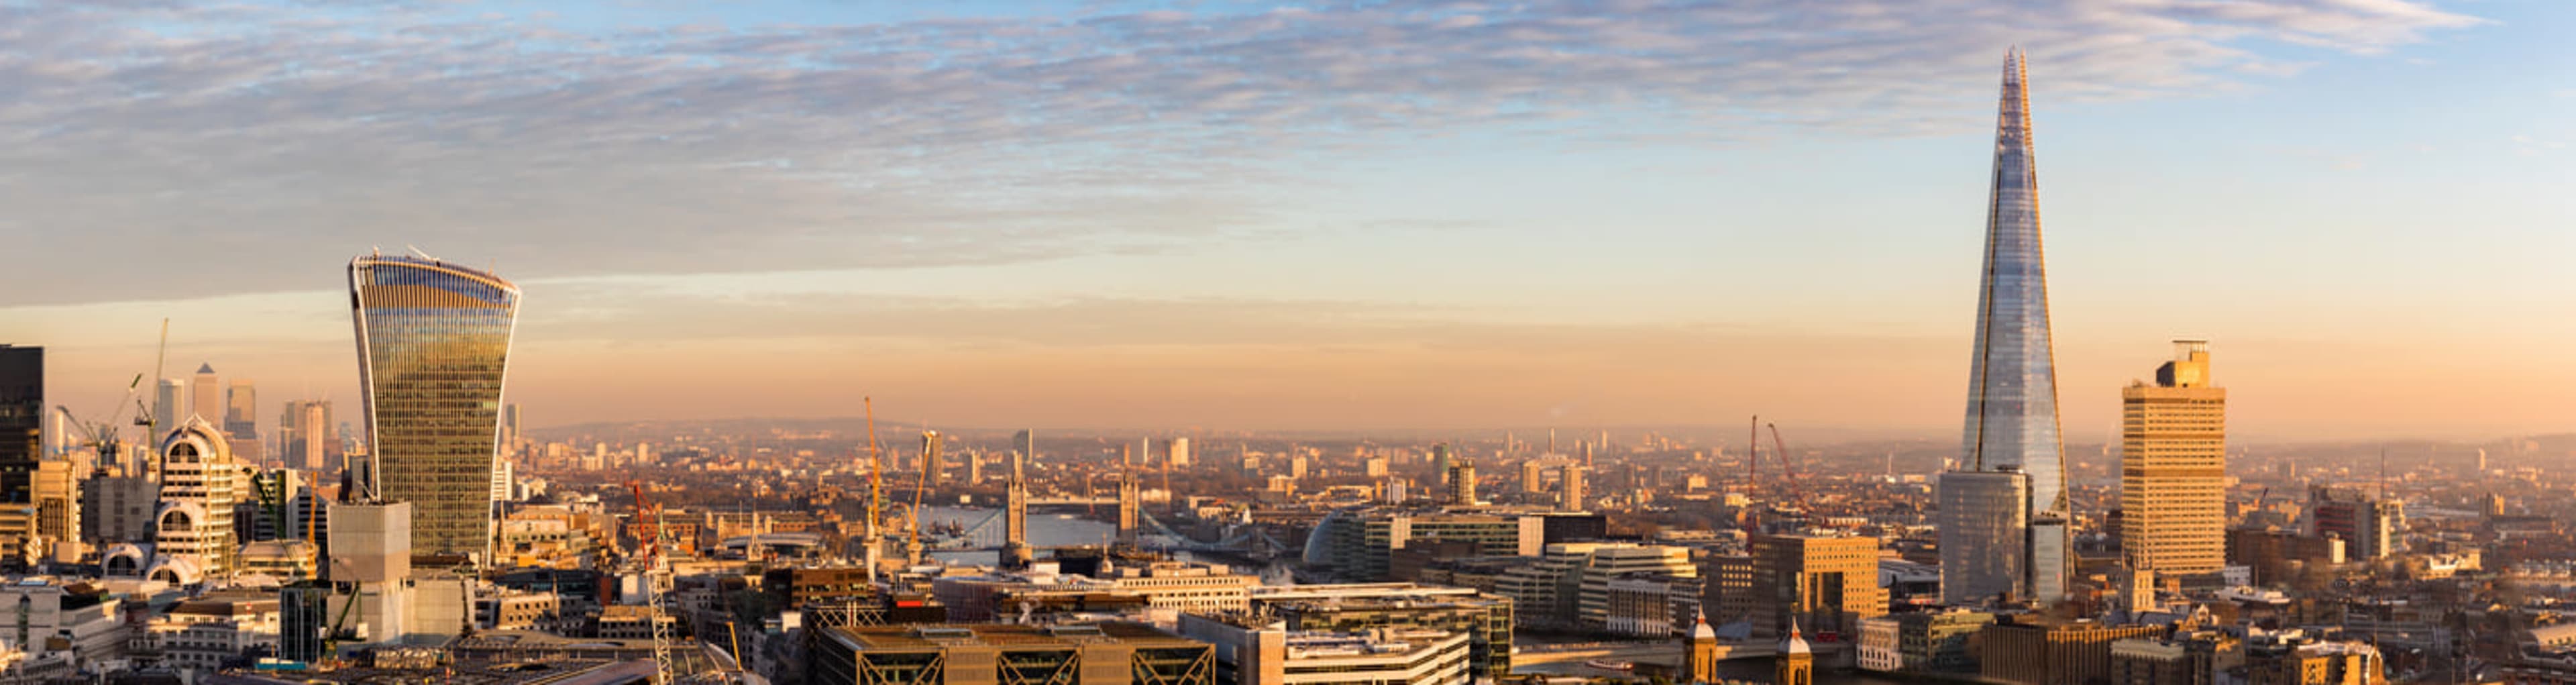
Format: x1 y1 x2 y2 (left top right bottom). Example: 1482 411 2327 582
405 244 439 262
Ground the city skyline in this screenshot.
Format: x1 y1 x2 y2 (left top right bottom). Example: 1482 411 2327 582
0 1 2568 440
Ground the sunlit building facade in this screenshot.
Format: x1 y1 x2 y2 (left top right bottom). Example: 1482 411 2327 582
1941 48 2070 605
2121 341 2227 574
350 253 522 555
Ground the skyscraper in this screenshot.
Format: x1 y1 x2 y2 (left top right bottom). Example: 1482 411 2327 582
922 430 946 486
0 346 39 505
280 401 335 472
223 380 257 439
349 252 523 556
2120 340 2226 574
191 363 220 425
1941 48 2070 605
153 378 186 443
1169 437 1191 468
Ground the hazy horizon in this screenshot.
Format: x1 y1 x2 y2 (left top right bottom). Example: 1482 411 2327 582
2 1 2567 442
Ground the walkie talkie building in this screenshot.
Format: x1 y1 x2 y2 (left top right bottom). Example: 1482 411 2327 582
350 252 521 556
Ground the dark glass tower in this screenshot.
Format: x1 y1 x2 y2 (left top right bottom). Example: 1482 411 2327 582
0 346 38 505
1943 48 2070 604
350 253 521 556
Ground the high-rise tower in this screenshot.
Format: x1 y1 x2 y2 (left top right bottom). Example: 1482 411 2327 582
0 346 38 505
1941 48 2070 604
191 364 220 425
349 251 522 556
2121 341 2226 574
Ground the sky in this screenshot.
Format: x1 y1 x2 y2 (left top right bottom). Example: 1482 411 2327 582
0 0 2567 442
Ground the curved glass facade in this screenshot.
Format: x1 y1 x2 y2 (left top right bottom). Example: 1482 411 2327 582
350 254 521 555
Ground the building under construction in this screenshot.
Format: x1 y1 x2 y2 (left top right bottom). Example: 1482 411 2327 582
810 623 1214 685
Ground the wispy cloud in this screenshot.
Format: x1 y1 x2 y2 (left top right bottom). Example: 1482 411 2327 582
0 0 2483 305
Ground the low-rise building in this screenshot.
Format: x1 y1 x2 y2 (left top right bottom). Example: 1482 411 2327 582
1178 614 1471 685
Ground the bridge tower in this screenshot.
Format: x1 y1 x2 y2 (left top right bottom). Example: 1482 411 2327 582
1117 446 1142 544
1002 449 1033 569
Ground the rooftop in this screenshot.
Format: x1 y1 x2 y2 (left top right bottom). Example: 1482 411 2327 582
828 622 1201 652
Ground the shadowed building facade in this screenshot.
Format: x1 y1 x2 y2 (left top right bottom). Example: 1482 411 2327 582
349 253 521 555
1941 48 2070 606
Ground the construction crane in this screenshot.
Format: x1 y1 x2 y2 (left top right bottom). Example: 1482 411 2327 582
132 320 170 477
629 480 677 684
861 398 885 586
906 443 930 567
1766 422 1807 503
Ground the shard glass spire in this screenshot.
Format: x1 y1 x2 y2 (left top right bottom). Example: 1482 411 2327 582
1961 48 2068 517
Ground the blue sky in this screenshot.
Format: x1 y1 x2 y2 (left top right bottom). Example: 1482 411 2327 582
0 0 2565 439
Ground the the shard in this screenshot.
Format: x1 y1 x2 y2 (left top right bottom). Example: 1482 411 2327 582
1941 48 2070 605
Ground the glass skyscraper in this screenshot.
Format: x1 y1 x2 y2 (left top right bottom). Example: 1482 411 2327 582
0 346 38 505
1941 48 2070 604
349 252 521 556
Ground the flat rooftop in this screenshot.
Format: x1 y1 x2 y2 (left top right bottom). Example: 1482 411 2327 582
827 623 1203 652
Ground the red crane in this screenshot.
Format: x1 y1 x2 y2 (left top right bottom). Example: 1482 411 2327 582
1766 422 1807 503
627 480 660 560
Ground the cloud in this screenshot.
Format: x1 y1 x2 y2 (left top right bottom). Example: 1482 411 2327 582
0 0 2483 305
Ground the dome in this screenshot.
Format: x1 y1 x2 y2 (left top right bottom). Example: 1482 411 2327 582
1780 619 1812 655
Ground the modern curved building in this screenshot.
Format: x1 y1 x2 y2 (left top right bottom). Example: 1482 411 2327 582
350 252 521 556
156 416 239 579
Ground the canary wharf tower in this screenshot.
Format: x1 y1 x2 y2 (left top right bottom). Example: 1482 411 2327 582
350 251 521 556
1940 48 2070 605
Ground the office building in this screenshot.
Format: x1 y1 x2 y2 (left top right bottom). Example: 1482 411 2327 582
33 458 78 558
500 403 522 452
0 346 37 506
1445 458 1477 506
1751 533 1887 638
1941 47 2071 606
2310 486 2404 560
191 363 220 426
153 378 186 445
1169 437 1191 468
2121 341 2228 574
1981 616 2168 685
1307 509 1543 581
922 430 945 485
1177 615 1471 685
810 623 1214 685
327 500 415 643
155 417 241 577
280 400 335 471
1014 429 1036 462
1559 464 1586 512
1249 583 1516 682
349 252 522 554
2244 631 2383 685
1940 470 2031 604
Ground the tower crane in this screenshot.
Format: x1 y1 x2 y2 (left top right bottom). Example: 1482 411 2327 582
629 480 677 684
861 398 885 586
1766 422 1807 503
